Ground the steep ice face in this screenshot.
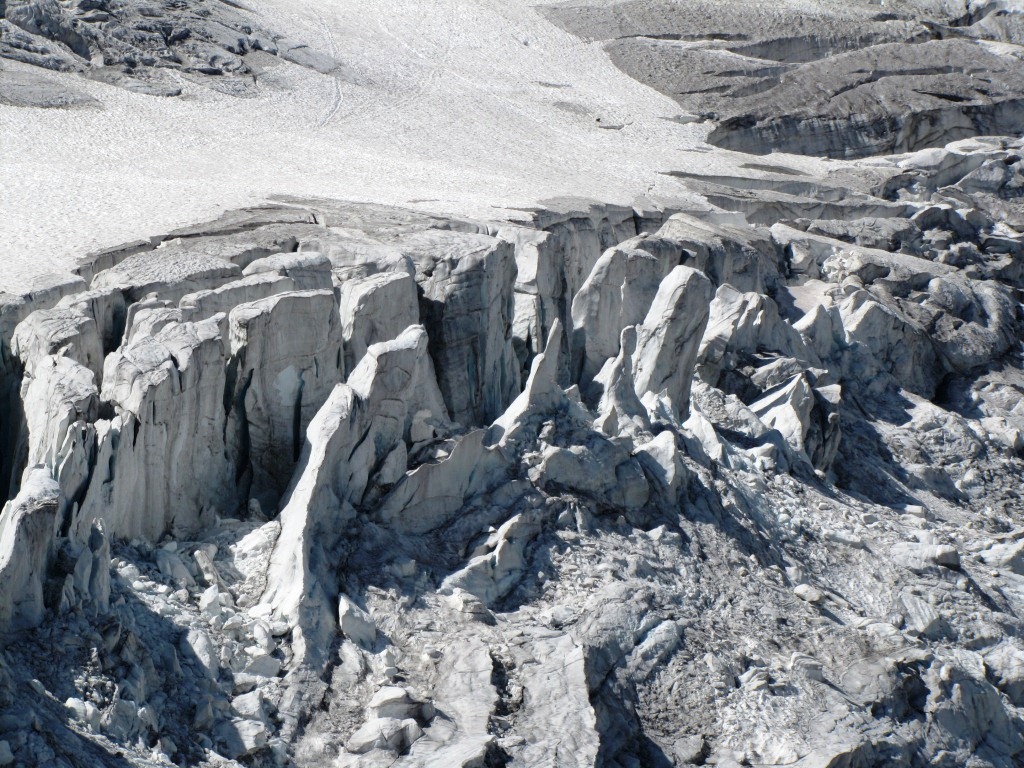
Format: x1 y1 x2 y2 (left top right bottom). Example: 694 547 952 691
1 147 1022 763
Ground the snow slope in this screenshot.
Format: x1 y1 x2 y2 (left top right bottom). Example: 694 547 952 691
0 0 833 292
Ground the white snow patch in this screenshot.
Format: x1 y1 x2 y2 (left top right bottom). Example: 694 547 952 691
0 0 831 292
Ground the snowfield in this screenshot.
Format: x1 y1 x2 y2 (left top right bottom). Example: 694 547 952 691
0 0 830 292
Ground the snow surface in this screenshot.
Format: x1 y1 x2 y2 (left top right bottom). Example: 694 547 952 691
0 0 834 293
